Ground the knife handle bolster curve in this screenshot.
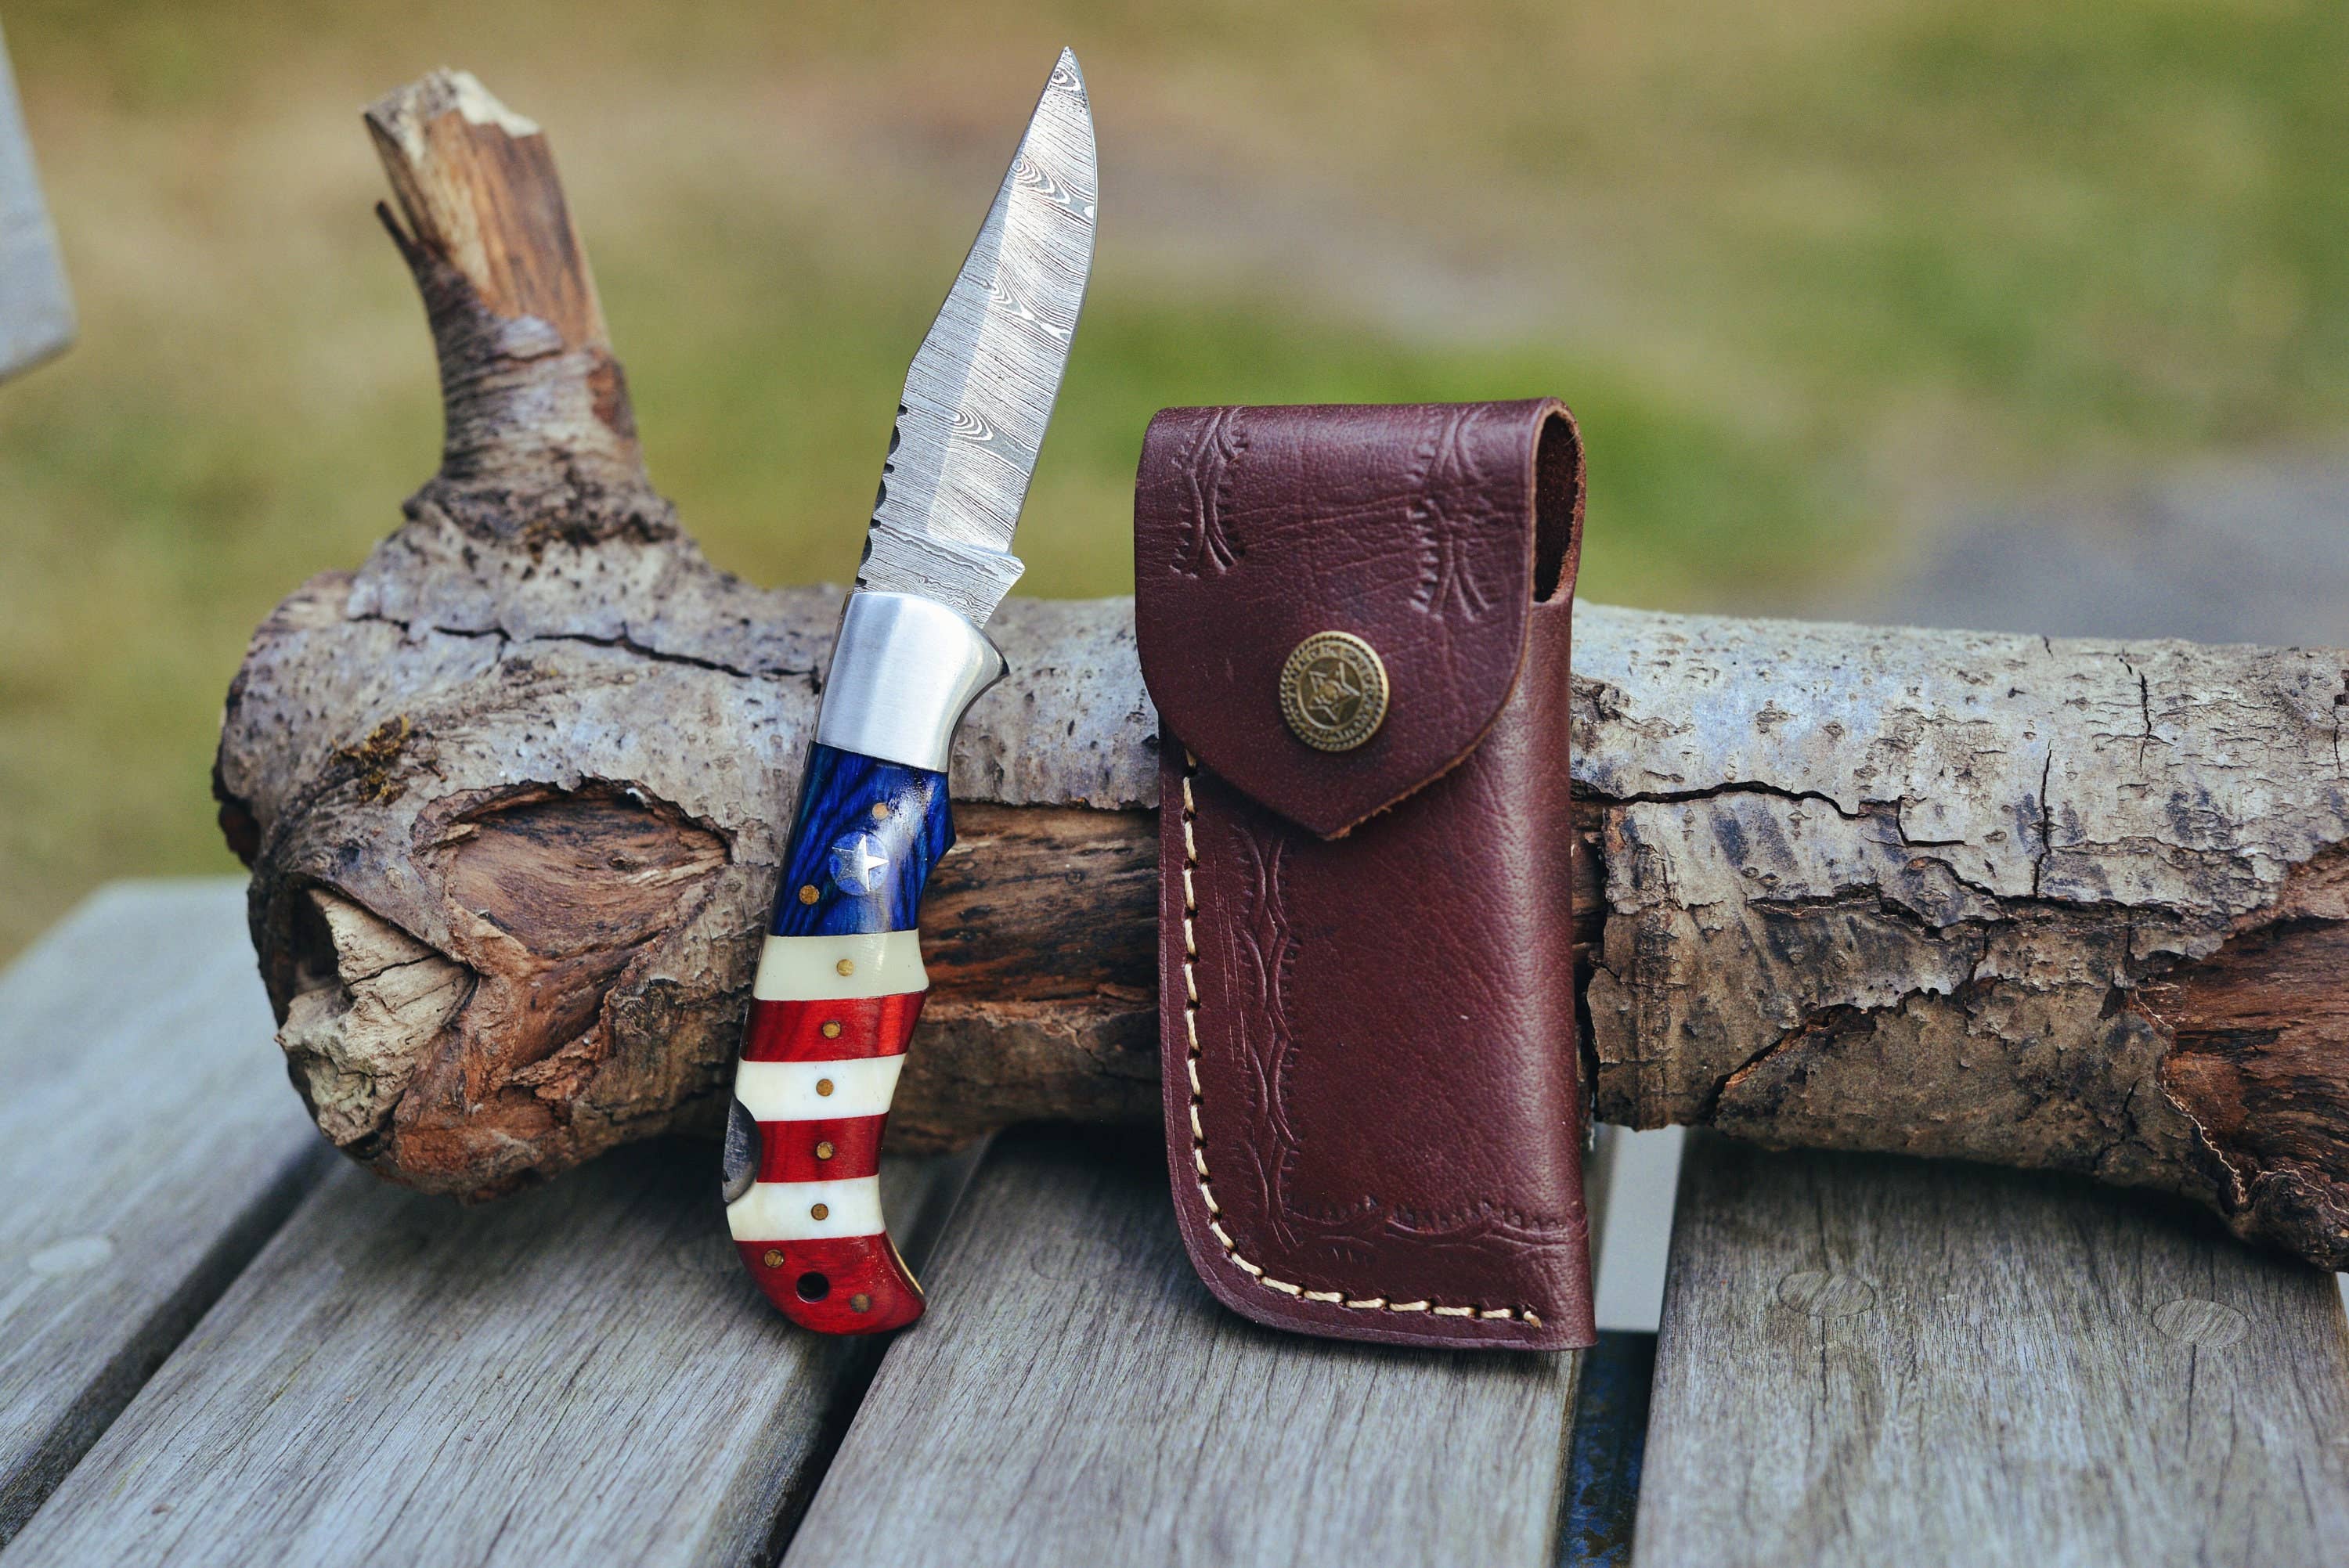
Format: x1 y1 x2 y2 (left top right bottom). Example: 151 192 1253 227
816 590 1005 773
724 742 953 1335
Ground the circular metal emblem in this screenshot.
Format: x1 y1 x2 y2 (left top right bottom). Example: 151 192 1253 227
1279 631 1390 752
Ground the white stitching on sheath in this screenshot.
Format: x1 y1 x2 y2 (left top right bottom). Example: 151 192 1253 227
1178 750 1539 1331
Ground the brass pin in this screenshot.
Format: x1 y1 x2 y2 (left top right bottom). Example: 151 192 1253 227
816 1078 835 1097
762 1249 785 1269
797 884 821 905
810 1202 830 1220
850 1292 872 1313
835 958 855 977
820 1020 843 1039
870 802 889 820
816 1141 835 1160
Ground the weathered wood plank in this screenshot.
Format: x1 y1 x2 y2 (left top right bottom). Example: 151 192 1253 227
784 1127 1583 1567
0 18 73 380
1634 1135 2349 1566
0 881 324 1543
2 1139 978 1566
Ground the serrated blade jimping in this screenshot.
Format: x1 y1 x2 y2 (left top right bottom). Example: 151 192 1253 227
857 47 1097 628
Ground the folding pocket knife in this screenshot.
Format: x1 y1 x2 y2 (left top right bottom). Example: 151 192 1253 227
720 50 1096 1333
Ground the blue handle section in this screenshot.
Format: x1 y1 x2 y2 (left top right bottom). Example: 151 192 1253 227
770 743 954 937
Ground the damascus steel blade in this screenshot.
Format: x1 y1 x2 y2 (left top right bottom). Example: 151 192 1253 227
856 48 1096 628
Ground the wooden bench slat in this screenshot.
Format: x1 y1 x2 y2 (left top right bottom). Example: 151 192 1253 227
2 1130 976 1565
0 881 323 1542
783 1127 1583 1567
1634 1135 2349 1566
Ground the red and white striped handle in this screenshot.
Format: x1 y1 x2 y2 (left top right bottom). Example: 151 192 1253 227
723 746 948 1333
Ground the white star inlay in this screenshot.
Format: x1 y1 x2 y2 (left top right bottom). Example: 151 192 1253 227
830 831 892 895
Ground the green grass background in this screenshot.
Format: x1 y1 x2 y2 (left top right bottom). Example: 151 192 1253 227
3 0 2346 957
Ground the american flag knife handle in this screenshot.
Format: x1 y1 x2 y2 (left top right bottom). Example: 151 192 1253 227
722 742 954 1334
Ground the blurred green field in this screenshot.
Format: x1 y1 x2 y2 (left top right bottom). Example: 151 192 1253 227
3 1 2346 957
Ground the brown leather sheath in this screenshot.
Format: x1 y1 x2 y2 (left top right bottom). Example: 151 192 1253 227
1135 400 1595 1350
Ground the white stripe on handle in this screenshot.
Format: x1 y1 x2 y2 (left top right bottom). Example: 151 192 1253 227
751 930 929 1000
726 1176 886 1241
734 1054 907 1121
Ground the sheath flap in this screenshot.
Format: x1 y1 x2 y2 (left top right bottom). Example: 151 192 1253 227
1135 400 1583 838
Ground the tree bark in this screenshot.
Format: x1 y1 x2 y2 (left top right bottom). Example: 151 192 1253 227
217 70 2349 1271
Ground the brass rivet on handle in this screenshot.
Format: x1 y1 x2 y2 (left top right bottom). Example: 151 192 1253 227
850 1292 872 1313
762 1249 785 1269
835 958 855 977
871 802 890 820
797 884 820 905
816 1078 835 1097
816 1141 835 1160
810 1202 830 1220
820 1021 843 1039
1279 631 1389 752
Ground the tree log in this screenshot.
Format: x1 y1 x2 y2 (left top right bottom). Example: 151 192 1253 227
217 71 2349 1271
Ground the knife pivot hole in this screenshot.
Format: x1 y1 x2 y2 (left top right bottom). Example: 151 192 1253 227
796 1271 831 1302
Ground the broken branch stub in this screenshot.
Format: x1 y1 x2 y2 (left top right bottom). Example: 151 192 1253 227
215 70 2349 1270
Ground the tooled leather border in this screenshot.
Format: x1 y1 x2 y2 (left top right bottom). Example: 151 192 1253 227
1171 748 1548 1333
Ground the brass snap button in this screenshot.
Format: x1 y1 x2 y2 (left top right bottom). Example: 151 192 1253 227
1279 631 1389 752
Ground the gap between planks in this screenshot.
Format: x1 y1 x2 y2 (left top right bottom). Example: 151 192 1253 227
0 878 984 1566
5 1132 981 1566
0 883 1622 1564
781 1126 1600 1568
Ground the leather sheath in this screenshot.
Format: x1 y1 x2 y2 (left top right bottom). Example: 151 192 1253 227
1136 400 1595 1350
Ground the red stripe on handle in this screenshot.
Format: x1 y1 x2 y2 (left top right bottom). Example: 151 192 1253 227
741 994 926 1062
734 1235 922 1334
756 1115 886 1183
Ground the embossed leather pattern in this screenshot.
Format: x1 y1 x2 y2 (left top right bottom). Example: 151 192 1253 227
1138 400 1595 1350
1139 402 1555 838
